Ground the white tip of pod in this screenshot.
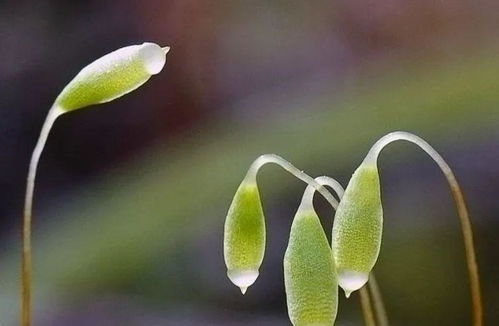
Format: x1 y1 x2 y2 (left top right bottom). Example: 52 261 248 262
227 269 259 295
139 42 168 75
338 271 369 298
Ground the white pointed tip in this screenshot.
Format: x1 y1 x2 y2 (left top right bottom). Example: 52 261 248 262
162 46 171 54
227 269 259 293
139 43 167 75
338 270 369 297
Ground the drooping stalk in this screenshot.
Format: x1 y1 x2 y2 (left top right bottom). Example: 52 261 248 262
369 272 389 326
296 175 344 210
245 154 339 209
21 106 62 326
359 286 376 326
224 155 342 294
364 131 483 326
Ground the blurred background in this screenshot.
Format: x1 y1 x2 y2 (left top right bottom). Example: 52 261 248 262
1 0 498 325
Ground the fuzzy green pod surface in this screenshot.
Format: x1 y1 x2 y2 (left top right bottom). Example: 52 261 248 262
54 42 169 112
331 163 383 297
224 181 266 294
284 209 338 326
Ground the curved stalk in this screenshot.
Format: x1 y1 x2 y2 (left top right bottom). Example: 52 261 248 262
364 131 483 326
299 175 344 210
224 156 341 294
19 42 169 326
22 106 63 326
245 154 339 209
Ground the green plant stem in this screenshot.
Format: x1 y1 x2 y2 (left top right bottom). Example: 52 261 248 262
359 286 376 326
448 178 483 326
299 176 344 211
245 154 339 209
369 273 389 326
365 131 483 326
22 106 61 326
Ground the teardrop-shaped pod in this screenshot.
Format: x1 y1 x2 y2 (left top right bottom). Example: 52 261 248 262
224 180 266 294
284 207 338 326
331 162 383 297
54 42 170 112
20 42 170 326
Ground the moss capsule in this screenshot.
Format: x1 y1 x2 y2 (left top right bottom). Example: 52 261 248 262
284 207 338 326
331 163 382 297
20 42 170 326
223 181 266 294
54 42 169 112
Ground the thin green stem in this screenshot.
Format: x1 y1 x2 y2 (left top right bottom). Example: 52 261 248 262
364 131 483 326
369 273 389 326
245 154 339 209
299 175 344 211
359 286 376 326
22 106 62 326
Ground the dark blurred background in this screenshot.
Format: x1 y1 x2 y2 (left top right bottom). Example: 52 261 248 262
1 1 498 325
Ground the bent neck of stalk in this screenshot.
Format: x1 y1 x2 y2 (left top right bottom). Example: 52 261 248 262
244 154 340 209
362 130 483 326
362 131 454 179
299 176 345 212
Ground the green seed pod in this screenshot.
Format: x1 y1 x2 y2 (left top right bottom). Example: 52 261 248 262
223 155 341 297
223 180 266 294
331 162 382 297
54 42 170 112
20 42 170 325
284 206 338 326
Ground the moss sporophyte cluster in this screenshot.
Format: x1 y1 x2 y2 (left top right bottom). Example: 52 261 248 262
223 133 483 326
21 42 482 326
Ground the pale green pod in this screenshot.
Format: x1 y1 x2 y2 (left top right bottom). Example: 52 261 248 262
284 208 338 326
331 163 382 297
224 180 266 294
54 42 170 112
